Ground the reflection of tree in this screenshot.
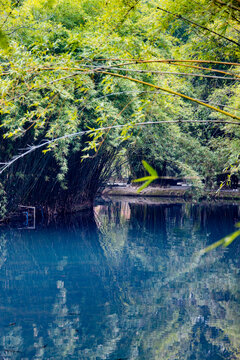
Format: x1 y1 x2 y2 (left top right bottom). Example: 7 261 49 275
48 279 80 359
0 203 239 359
95 202 240 359
0 326 23 359
0 214 125 359
95 202 130 260
0 233 7 270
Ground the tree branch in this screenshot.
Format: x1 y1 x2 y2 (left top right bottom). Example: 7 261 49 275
96 70 240 120
1 119 239 175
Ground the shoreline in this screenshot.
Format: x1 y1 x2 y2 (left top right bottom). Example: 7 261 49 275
102 185 240 201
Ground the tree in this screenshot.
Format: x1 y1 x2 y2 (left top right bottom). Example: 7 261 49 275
0 0 240 218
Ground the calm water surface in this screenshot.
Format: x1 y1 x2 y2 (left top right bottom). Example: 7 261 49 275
0 199 239 359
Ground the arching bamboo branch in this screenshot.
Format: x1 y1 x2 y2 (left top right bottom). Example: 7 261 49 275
96 70 240 120
1 119 239 175
85 66 240 80
2 63 240 79
93 58 240 66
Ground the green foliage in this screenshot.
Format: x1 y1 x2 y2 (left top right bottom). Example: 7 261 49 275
0 0 240 216
0 29 9 49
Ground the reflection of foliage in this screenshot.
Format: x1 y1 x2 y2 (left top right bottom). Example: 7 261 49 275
0 326 23 359
96 202 240 359
48 280 80 359
0 233 7 269
133 160 240 252
0 183 7 219
0 203 239 358
95 202 130 259
78 313 121 360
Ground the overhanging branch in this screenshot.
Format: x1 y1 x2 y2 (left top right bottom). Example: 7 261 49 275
1 119 239 175
96 70 240 120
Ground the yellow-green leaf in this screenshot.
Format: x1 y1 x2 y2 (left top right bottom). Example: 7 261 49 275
137 179 153 193
142 160 158 177
200 229 240 255
42 148 51 154
132 176 157 183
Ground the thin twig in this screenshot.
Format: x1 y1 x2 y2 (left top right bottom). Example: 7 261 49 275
156 6 240 47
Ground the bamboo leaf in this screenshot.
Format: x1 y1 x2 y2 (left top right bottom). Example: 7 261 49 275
132 161 159 192
142 160 158 176
42 148 51 154
200 229 240 255
199 239 225 255
223 230 240 247
137 179 153 193
132 176 157 183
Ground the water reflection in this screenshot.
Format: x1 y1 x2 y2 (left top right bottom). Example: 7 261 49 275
0 200 239 359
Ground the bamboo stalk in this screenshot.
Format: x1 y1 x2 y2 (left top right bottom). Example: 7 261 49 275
96 70 240 120
92 59 240 66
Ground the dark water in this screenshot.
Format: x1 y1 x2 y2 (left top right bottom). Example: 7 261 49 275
0 200 240 360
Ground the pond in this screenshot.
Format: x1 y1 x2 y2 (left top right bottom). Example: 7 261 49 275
0 199 239 359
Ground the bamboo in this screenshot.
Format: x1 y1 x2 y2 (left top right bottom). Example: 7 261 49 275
93 59 240 66
96 70 240 120
1 119 239 175
92 66 240 80
156 6 240 47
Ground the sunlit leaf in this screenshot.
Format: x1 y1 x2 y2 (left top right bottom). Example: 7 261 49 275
200 228 240 255
137 179 153 193
132 176 157 183
142 160 158 177
223 229 240 247
132 161 159 192
42 148 51 154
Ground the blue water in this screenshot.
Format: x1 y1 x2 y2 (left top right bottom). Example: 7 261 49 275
0 200 239 359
